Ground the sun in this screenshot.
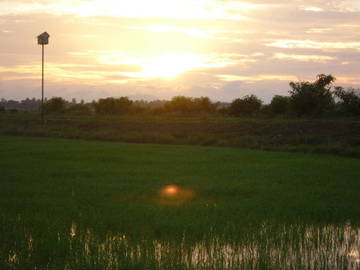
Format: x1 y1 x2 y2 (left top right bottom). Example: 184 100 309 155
98 52 213 80
141 53 203 79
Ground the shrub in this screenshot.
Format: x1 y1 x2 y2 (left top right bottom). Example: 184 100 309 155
269 95 290 115
334 87 360 116
193 97 217 113
260 104 272 116
289 74 335 117
94 97 133 114
164 96 217 114
164 96 194 113
229 95 262 116
43 97 66 113
66 103 91 115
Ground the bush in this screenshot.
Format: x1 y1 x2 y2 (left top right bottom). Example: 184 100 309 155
289 74 335 117
269 95 290 115
43 97 66 113
94 97 133 114
0 105 5 113
334 87 360 116
259 104 272 116
164 96 194 113
229 95 262 116
193 97 217 113
66 103 91 115
164 96 217 114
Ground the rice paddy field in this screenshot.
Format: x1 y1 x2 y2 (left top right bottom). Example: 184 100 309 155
1 135 360 269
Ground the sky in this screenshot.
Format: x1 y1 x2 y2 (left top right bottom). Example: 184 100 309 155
1 0 360 102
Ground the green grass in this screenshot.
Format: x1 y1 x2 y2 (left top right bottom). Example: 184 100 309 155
1 135 360 269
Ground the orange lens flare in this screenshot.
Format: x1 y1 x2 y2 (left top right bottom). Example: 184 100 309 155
161 185 180 197
159 185 195 205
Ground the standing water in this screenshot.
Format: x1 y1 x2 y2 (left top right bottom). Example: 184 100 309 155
3 222 360 270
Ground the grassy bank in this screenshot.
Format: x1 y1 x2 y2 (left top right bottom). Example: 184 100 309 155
1 112 360 157
1 136 360 269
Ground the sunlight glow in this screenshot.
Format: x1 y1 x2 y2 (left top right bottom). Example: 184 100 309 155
129 25 214 39
98 52 235 79
273 53 335 63
141 53 205 79
218 74 298 82
348 250 360 263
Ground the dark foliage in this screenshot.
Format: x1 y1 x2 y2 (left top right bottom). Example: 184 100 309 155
43 97 67 113
94 97 133 114
269 95 291 115
334 87 360 116
289 74 335 117
2 73 360 119
229 95 262 116
66 103 92 115
0 98 41 111
164 96 217 114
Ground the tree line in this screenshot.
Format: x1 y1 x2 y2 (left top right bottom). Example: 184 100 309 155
1 74 360 117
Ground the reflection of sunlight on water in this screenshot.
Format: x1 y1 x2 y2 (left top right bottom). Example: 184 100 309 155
8 252 18 264
70 221 77 238
349 249 360 263
6 223 360 269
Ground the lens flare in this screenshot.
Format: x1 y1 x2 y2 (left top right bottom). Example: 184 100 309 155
159 185 195 205
161 185 180 197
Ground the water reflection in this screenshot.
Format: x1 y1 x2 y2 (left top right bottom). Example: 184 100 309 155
5 223 360 269
349 250 360 263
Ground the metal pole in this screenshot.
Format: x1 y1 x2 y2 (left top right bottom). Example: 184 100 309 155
41 44 44 124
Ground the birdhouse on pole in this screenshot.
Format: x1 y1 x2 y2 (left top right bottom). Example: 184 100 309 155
37 31 50 124
37 32 50 45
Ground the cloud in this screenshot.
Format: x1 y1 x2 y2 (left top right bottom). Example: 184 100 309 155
267 40 360 50
218 74 298 82
1 1 360 101
0 0 253 20
273 53 336 63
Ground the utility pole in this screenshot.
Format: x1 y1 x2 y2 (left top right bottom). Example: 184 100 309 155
41 43 44 123
37 32 50 124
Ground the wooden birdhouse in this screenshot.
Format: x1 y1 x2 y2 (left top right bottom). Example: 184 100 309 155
37 32 50 45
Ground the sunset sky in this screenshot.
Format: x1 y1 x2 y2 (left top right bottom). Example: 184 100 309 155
1 0 360 102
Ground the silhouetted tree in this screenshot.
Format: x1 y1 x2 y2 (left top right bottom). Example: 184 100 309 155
269 95 291 115
334 87 360 116
164 96 195 113
193 97 217 112
67 103 91 115
163 96 217 114
43 97 66 113
94 97 133 114
229 95 262 116
289 74 335 116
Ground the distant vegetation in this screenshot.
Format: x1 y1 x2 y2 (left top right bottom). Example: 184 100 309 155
1 74 360 118
228 95 262 116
